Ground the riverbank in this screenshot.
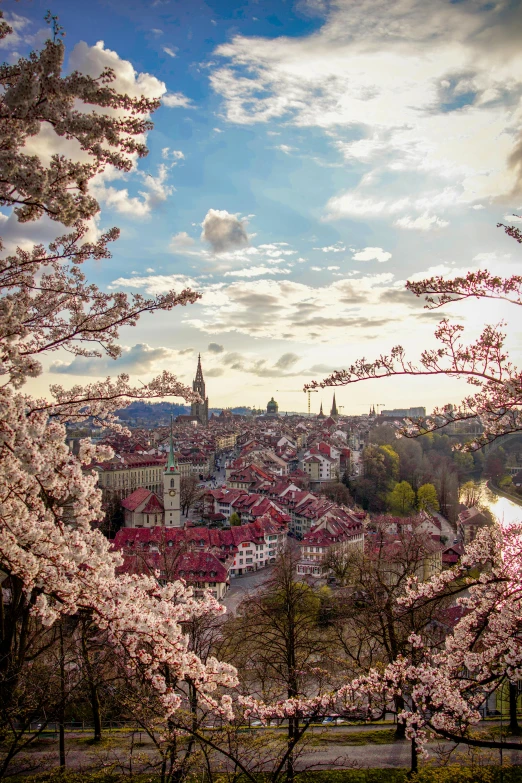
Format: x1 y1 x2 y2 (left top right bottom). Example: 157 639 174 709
487 480 522 508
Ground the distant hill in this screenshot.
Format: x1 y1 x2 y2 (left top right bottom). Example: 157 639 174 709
115 401 261 424
115 401 190 423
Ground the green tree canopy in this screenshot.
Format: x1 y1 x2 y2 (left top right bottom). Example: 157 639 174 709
379 444 400 481
229 511 241 526
387 480 416 515
417 483 440 512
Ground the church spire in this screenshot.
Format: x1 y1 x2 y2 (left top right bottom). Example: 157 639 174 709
166 416 178 473
331 393 338 417
191 354 209 426
195 353 204 384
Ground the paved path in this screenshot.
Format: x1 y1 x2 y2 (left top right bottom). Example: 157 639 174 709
432 510 456 542
10 730 522 775
222 566 273 613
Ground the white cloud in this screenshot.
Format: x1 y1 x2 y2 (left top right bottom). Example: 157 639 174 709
217 350 303 377
0 12 31 49
92 164 174 218
162 147 185 160
108 273 198 296
169 231 197 251
325 193 408 219
162 92 194 108
224 266 291 277
327 265 340 270
395 213 449 231
210 0 522 211
201 208 250 253
110 270 470 346
162 46 177 57
352 246 392 263
310 266 322 271
313 243 346 253
50 343 181 376
275 144 296 154
70 41 166 100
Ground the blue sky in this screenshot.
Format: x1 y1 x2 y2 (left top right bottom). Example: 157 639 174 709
3 0 522 414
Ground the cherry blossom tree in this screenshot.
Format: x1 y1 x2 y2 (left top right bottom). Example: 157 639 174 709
305 220 522 765
306 220 522 452
0 15 236 775
353 523 522 768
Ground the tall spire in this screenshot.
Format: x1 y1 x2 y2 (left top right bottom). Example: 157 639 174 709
331 393 338 417
195 353 204 384
191 353 209 426
166 416 178 472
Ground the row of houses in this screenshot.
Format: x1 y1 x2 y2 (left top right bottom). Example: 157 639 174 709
113 514 288 599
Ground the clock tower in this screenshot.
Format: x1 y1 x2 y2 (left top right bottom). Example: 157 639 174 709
164 419 182 528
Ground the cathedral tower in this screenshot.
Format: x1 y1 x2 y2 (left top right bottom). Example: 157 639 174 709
331 393 339 419
190 354 209 426
164 419 182 527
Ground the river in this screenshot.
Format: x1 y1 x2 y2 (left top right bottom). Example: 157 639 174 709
478 480 522 526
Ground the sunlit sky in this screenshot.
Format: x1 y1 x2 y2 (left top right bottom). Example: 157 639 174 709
4 0 522 414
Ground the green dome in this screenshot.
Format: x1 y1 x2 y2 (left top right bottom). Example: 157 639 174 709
266 397 279 414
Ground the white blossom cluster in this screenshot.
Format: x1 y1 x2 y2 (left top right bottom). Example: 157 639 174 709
0 16 235 728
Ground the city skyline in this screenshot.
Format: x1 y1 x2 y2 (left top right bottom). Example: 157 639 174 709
3 0 522 414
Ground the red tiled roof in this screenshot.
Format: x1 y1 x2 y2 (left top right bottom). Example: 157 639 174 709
142 494 164 514
113 516 288 561
121 487 157 511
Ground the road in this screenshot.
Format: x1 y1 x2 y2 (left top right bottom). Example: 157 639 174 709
221 565 273 613
432 510 456 542
10 724 522 775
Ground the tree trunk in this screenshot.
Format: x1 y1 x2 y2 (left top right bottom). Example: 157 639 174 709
286 715 296 783
409 735 418 776
81 619 102 742
59 622 66 767
89 681 102 743
394 695 406 740
509 682 521 735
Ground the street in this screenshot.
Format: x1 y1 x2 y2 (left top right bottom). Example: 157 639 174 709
222 565 273 613
10 722 522 775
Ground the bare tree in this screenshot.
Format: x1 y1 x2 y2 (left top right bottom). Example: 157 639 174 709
181 475 203 517
220 546 335 783
329 516 453 739
319 482 353 506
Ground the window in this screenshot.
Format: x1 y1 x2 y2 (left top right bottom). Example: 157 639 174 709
246 558 252 564
170 478 175 488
